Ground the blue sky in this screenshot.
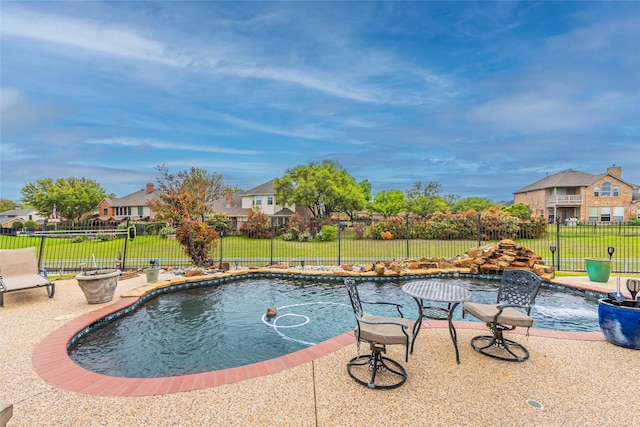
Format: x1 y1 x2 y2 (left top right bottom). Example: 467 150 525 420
1 1 639 204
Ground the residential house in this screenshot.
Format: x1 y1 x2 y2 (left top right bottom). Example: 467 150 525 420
96 183 158 225
211 180 304 230
0 207 49 229
513 165 640 223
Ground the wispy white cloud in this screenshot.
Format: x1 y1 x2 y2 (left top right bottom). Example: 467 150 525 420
1 8 184 67
85 137 262 155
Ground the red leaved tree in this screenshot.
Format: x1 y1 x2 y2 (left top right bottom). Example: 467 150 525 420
148 166 224 267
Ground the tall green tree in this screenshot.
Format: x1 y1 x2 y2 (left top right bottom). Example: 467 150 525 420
273 160 365 219
368 190 406 217
147 165 224 267
0 199 20 212
453 197 496 213
21 177 111 223
405 181 451 217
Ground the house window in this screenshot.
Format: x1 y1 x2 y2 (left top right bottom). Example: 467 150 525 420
593 186 599 197
601 182 612 197
588 207 598 222
253 196 262 206
138 206 144 216
600 207 611 222
613 186 619 197
267 196 274 205
103 208 108 216
613 207 624 222
115 207 132 216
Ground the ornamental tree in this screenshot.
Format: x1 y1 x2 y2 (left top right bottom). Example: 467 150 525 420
147 165 224 267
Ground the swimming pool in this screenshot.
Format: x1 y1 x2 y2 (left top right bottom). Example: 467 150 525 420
68 275 600 378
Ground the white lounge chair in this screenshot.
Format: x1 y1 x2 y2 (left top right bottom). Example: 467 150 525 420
0 247 55 307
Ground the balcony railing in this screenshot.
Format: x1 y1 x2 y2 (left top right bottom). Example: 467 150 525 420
546 195 584 206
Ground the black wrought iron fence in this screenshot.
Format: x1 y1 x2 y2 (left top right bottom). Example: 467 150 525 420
0 221 638 274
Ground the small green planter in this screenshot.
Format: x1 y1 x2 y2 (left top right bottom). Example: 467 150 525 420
585 258 612 282
144 268 160 283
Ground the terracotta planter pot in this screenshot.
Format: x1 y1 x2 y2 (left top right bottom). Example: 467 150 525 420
76 269 121 304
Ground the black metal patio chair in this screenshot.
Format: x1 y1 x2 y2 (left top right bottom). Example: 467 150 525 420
344 277 412 389
463 269 542 362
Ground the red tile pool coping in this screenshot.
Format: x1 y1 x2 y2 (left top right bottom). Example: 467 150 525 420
32 277 605 397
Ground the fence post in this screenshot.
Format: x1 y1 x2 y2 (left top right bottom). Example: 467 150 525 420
270 218 275 266
477 211 482 247
218 231 224 269
405 213 410 259
121 218 130 270
555 219 561 271
38 219 47 270
337 221 342 266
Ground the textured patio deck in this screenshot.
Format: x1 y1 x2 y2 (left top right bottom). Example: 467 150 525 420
1 271 639 426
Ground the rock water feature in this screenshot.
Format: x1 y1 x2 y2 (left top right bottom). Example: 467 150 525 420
333 239 555 282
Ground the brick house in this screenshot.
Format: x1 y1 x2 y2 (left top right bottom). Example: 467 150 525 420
96 183 158 224
513 165 640 223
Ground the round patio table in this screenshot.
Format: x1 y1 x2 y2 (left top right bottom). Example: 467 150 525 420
402 280 471 364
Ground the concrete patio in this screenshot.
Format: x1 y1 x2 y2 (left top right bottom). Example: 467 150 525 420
1 271 639 426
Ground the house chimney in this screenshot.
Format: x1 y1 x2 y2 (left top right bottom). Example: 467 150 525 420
146 183 154 194
607 165 621 178
225 190 233 207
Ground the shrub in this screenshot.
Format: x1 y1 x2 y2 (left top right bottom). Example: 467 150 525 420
240 208 272 239
353 222 366 239
95 233 116 241
206 212 232 235
316 225 337 241
159 225 176 238
70 235 87 243
283 232 297 241
298 230 312 242
11 221 23 230
517 217 547 239
23 220 38 230
281 213 308 241
370 216 407 239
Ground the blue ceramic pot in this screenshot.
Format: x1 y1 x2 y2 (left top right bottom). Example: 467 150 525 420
598 298 640 350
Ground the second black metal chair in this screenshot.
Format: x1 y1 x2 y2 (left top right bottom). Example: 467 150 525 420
463 269 542 362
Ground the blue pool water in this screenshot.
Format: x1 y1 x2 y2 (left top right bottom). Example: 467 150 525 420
68 276 600 378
